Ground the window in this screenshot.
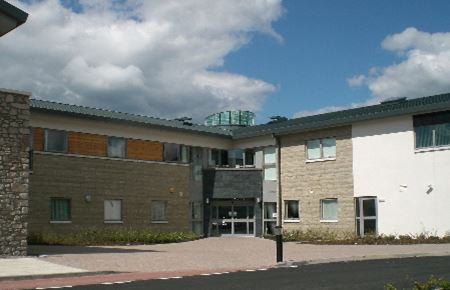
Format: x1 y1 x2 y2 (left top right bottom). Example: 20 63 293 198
50 198 71 222
244 149 255 166
164 143 190 162
191 202 203 235
414 110 450 149
208 149 228 167
104 200 122 223
321 199 338 221
264 147 277 180
306 137 336 160
228 149 244 167
45 129 67 153
284 200 299 221
107 137 126 158
151 200 168 222
264 202 277 235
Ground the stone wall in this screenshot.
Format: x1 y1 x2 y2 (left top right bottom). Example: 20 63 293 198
29 153 191 233
280 125 355 236
0 89 30 256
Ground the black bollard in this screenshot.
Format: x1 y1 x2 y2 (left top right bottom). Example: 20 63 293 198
274 226 283 263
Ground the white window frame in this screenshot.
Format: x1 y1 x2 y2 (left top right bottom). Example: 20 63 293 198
284 200 300 222
306 137 336 162
151 200 168 223
320 198 338 223
104 199 123 223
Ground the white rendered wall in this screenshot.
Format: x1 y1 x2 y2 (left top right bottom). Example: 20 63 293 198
353 115 450 236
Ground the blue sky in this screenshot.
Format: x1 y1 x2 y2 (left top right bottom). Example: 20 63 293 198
220 0 450 123
3 0 450 124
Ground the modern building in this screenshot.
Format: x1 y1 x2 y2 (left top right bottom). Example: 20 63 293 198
24 93 450 239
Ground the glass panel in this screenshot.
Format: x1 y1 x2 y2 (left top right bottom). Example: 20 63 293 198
234 206 247 219
50 199 70 221
363 219 376 235
164 143 180 162
322 138 336 158
218 206 232 219
244 150 254 166
104 200 122 221
107 137 126 158
248 222 254 235
228 149 244 167
415 125 434 148
211 206 218 219
285 200 299 219
362 199 376 217
45 130 67 152
307 139 321 159
193 165 202 181
355 199 360 217
180 145 190 163
264 202 277 219
321 199 337 220
435 123 450 146
219 221 232 235
264 166 276 181
264 147 276 164
151 201 167 221
248 206 254 219
209 149 219 166
234 222 247 234
356 219 361 237
192 221 203 236
192 202 202 220
265 221 276 235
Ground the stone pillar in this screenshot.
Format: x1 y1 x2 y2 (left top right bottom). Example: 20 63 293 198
0 89 30 256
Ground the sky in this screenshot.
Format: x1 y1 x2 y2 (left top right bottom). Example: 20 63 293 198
2 0 450 124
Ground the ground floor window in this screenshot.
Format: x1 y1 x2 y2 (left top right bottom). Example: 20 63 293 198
50 198 71 222
104 199 122 223
320 198 338 221
284 200 299 221
152 200 168 222
355 197 377 236
191 202 203 235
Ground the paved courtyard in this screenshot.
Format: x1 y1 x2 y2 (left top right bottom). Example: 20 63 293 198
27 237 450 273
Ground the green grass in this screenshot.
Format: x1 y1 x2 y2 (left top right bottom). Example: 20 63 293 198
28 228 199 246
385 276 450 290
266 229 450 245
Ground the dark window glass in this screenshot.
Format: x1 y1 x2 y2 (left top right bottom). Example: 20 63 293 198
264 202 277 219
414 111 450 148
285 200 299 219
151 200 167 221
107 137 126 158
228 149 243 167
45 129 67 152
50 198 71 221
362 199 376 217
363 219 376 235
164 143 180 162
244 150 255 166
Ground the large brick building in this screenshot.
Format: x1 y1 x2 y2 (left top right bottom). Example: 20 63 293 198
22 93 450 241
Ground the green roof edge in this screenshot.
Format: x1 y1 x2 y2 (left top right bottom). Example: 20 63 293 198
0 0 28 25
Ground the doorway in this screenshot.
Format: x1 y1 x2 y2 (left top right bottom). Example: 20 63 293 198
355 197 377 236
210 201 255 236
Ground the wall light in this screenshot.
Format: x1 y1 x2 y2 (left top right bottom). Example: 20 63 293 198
84 193 92 203
426 184 433 194
205 197 210 204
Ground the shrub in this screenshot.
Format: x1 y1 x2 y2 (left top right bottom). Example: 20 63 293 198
28 228 199 246
385 276 450 290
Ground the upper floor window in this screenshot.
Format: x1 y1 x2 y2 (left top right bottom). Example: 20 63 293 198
264 147 276 180
414 110 450 149
208 149 228 167
50 198 71 222
164 143 190 163
107 136 126 158
306 137 336 160
45 129 67 153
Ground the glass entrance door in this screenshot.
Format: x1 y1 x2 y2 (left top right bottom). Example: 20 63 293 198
211 203 255 236
355 197 377 236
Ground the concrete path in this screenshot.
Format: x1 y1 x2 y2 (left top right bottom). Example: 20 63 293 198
0 257 87 278
28 237 450 273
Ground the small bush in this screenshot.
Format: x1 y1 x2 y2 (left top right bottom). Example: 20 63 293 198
385 276 450 290
28 228 199 246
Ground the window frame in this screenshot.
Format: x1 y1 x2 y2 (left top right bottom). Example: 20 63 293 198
306 137 336 161
44 129 68 153
284 200 300 222
320 198 338 223
104 199 123 223
151 200 168 223
414 111 450 150
50 198 71 223
263 146 277 181
107 136 127 158
263 202 277 235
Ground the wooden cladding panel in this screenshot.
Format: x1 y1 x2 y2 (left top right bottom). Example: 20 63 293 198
127 139 163 161
68 132 107 157
33 127 44 151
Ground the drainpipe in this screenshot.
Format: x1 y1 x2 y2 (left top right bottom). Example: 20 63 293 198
273 134 283 263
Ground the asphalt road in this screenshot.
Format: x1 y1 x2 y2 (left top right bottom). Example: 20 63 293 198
71 256 450 290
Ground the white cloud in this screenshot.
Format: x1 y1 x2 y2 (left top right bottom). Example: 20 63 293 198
348 27 450 102
0 0 282 121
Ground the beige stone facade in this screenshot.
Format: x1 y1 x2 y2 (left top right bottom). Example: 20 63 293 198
29 153 191 234
280 125 355 236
